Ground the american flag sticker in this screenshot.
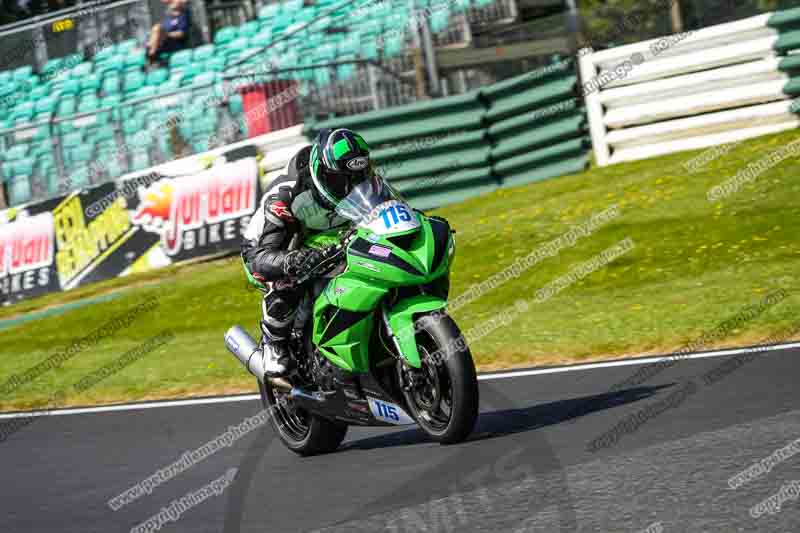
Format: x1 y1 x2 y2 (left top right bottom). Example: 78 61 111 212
368 245 392 258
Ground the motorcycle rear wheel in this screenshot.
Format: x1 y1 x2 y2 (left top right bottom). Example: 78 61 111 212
259 380 348 456
401 312 479 444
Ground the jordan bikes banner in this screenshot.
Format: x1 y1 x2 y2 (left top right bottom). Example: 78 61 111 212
0 146 262 305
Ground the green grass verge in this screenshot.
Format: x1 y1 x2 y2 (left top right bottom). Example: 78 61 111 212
1 129 799 411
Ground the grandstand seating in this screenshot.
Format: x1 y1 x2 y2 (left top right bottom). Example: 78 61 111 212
0 0 510 207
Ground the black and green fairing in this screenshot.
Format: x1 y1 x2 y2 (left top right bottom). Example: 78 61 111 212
305 209 455 374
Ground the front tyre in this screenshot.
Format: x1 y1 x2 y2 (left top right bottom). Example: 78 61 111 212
258 380 348 456
400 313 479 444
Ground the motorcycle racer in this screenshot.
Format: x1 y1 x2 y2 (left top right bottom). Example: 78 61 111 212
240 128 375 378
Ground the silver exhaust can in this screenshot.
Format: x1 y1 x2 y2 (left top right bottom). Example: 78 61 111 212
224 325 265 379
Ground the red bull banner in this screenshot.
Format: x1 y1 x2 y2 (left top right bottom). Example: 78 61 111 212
0 146 262 305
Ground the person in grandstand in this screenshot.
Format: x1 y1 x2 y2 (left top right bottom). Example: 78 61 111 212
240 128 375 377
146 0 190 65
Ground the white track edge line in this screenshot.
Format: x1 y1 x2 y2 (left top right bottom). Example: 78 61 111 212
1 341 798 420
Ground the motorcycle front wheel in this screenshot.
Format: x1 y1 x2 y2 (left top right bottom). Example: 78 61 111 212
400 312 479 444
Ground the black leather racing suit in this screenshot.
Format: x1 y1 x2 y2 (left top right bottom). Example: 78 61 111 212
241 146 348 345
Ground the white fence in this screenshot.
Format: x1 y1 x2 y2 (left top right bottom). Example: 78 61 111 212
578 8 800 166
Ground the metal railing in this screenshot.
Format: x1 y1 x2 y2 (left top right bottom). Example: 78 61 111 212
0 0 150 71
0 58 415 207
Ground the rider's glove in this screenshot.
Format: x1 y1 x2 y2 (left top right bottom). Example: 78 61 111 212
283 246 338 278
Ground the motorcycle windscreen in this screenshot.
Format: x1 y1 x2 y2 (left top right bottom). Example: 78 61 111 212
336 176 420 236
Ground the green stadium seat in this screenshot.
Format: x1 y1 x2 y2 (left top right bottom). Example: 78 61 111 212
178 62 205 83
169 49 194 69
284 0 304 12
192 72 218 87
60 78 81 97
77 95 111 126
69 144 94 165
115 39 138 54
30 84 51 101
93 44 116 63
90 124 115 144
61 53 83 69
227 36 250 54
32 112 52 125
239 20 260 38
102 75 121 95
4 143 30 161
80 73 102 94
123 71 146 94
250 29 273 48
214 26 239 46
193 44 215 62
159 77 182 93
125 50 147 70
133 85 157 100
71 62 93 78
101 94 122 120
12 66 33 82
191 135 212 153
146 68 169 86
10 102 34 123
42 57 64 77
316 44 337 62
122 112 145 135
383 33 405 57
35 97 57 116
228 93 243 114
258 3 281 20
57 97 77 116
12 156 34 176
271 11 294 33
61 131 83 150
206 55 227 72
338 36 361 56
96 55 126 77
337 58 357 81
314 68 331 86
6 175 32 206
361 38 379 60
29 137 52 158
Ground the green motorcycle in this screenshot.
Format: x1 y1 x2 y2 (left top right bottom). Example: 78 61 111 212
224 177 478 455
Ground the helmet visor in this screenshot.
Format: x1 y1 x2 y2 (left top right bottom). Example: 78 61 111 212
319 164 373 203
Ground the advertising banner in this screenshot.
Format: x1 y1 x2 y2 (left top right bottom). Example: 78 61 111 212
0 146 262 305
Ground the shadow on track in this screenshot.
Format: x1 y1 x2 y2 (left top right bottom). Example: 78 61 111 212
338 384 670 452
224 382 667 532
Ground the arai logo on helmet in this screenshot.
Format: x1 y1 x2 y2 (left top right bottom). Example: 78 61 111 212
346 157 369 171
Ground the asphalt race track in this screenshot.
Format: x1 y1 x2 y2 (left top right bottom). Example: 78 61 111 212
2 345 800 533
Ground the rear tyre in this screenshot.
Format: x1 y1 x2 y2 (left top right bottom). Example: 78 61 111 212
401 313 479 444
258 380 348 456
